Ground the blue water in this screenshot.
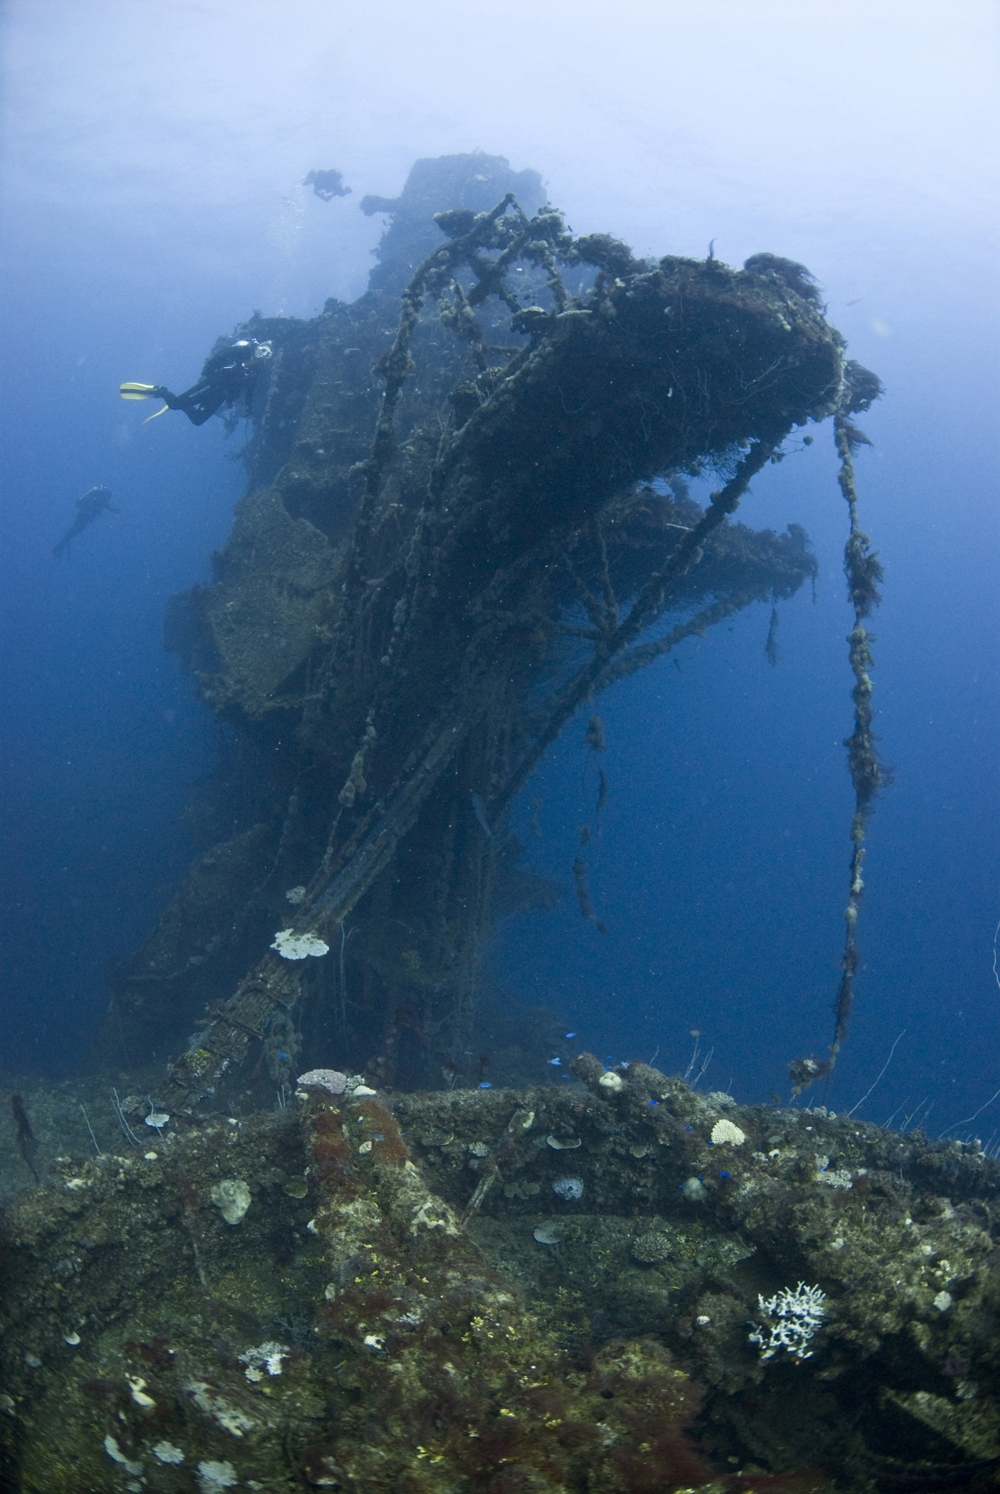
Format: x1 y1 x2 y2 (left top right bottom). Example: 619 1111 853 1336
2 3 997 1142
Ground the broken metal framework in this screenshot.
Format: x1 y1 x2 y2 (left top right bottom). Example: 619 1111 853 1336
105 158 881 1109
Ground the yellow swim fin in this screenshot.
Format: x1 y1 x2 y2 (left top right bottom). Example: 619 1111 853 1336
141 403 171 424
120 382 160 400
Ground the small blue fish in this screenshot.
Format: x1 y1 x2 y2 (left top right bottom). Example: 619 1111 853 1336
479 1081 491 1090
548 1057 561 1066
565 1032 576 1039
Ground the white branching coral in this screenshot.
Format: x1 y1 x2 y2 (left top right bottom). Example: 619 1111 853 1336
748 1281 827 1362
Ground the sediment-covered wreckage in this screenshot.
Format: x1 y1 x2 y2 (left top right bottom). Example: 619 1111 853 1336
97 152 881 1109
3 1061 1000 1490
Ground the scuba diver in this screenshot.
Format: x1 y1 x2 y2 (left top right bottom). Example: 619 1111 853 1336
303 167 350 201
52 486 117 557
120 337 273 426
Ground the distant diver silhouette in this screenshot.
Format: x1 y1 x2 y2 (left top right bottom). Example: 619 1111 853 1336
303 168 351 201
52 486 117 557
120 338 273 427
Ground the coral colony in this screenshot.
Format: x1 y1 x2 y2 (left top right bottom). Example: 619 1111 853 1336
749 1281 828 1362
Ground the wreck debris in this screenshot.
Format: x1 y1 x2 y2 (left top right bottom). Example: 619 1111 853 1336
791 363 887 1093
3 1072 999 1488
100 153 880 1111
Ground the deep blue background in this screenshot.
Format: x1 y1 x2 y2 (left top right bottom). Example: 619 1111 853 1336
1 1 997 1145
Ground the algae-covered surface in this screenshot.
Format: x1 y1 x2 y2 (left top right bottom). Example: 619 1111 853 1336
3 1058 999 1492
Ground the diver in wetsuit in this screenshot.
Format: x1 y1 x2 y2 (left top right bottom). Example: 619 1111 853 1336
52 486 118 556
120 338 273 426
